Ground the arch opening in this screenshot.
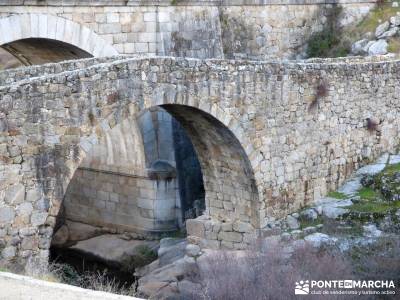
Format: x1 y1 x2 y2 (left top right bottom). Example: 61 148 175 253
47 103 258 285
1 38 93 66
161 104 259 228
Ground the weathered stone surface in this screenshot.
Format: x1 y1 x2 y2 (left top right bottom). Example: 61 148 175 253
368 39 388 55
186 219 205 238
286 215 300 229
351 39 369 55
1 52 400 266
379 27 398 39
363 224 382 238
30 212 48 227
218 231 242 243
0 207 15 223
304 233 336 248
4 184 25 205
158 238 187 267
375 21 390 38
70 234 158 267
390 15 400 26
51 225 69 247
232 221 253 233
0 2 374 63
65 221 103 242
185 244 201 257
300 209 318 221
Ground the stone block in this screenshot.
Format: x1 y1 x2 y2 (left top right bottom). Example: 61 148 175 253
30 212 48 227
5 184 25 205
186 219 205 238
21 236 38 251
143 12 156 22
220 240 234 249
1 246 16 259
0 206 15 223
135 43 149 53
199 238 220 250
99 23 121 34
218 231 243 243
106 13 119 23
17 203 33 216
233 221 253 233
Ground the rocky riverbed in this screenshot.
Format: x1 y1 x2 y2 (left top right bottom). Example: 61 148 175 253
133 152 400 299
48 153 400 299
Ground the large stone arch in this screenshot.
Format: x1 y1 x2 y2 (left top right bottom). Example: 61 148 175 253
55 102 258 243
51 100 261 227
0 57 265 267
0 13 118 64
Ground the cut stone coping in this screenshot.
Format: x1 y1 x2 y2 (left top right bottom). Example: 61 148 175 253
0 271 142 300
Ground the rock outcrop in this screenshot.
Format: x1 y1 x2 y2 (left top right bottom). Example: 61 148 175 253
351 11 400 56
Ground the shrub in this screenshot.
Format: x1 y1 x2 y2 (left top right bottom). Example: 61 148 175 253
187 243 352 300
306 5 350 58
307 31 341 58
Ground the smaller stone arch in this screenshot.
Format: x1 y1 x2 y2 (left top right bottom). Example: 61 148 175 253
0 14 118 59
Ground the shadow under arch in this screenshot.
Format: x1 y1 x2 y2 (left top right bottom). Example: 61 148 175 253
2 38 92 66
160 104 260 228
47 103 260 244
0 13 118 67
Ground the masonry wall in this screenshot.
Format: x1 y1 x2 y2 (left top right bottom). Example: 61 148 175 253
1 56 400 264
64 168 179 234
62 112 182 235
0 1 375 59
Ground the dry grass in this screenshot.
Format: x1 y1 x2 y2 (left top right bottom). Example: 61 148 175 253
182 236 400 300
184 243 352 300
355 3 400 35
388 37 400 52
341 3 400 53
24 257 137 296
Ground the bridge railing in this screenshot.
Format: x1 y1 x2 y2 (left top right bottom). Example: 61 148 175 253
0 0 378 6
0 55 135 87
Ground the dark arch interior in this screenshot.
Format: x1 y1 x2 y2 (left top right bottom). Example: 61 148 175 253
161 104 259 226
1 38 92 66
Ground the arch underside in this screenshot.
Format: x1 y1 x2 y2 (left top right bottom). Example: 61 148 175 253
2 38 92 66
0 13 118 63
161 104 259 227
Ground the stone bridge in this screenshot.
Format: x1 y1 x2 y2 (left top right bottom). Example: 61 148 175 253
0 0 375 62
1 54 400 267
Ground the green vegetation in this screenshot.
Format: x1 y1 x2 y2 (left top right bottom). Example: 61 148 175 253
327 191 348 199
356 3 400 35
348 2 400 55
381 162 400 175
122 245 157 272
159 229 186 239
299 216 323 229
307 5 348 58
349 199 400 213
388 38 400 53
307 2 400 58
307 31 345 58
357 187 378 201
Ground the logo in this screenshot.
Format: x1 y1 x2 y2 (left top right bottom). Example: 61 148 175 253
295 280 310 294
294 280 396 296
